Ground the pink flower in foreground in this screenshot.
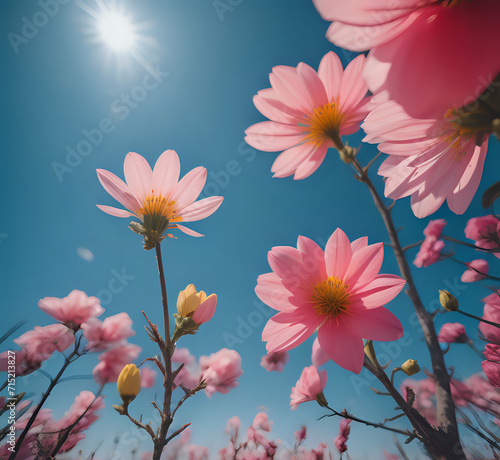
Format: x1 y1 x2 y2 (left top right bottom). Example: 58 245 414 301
290 366 327 410
480 292 500 344
461 259 489 283
92 343 142 385
313 0 500 119
200 348 243 397
438 323 468 344
252 412 273 432
245 51 370 179
363 101 489 218
465 215 500 259
482 360 500 388
82 312 135 351
140 366 157 388
257 228 405 373
334 419 351 454
260 351 289 372
97 150 223 243
413 220 446 267
38 290 103 329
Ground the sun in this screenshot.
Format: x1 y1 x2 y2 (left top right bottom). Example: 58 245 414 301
97 10 135 52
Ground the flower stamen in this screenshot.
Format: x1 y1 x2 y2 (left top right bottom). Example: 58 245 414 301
311 276 350 318
302 104 344 149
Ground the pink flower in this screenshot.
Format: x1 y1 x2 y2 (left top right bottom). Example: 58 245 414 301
438 323 468 344
290 366 327 410
479 292 500 344
294 426 307 443
461 259 489 283
140 366 157 388
92 343 142 384
96 150 223 241
172 347 201 389
225 416 241 442
465 215 500 258
482 360 500 388
383 451 401 460
38 290 103 329
311 338 329 368
260 351 289 372
334 419 351 453
257 228 405 373
252 412 273 432
413 220 447 267
402 378 437 426
0 349 40 377
244 51 370 179
313 0 500 119
200 348 243 397
82 312 135 351
58 390 105 433
363 101 489 218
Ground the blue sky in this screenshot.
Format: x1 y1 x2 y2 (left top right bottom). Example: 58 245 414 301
2 1 500 458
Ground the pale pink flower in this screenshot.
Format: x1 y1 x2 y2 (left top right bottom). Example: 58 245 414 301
383 451 401 460
82 312 135 351
97 150 223 239
402 378 437 426
480 292 500 344
252 412 273 432
140 366 157 388
225 416 241 442
245 51 370 179
38 290 103 329
58 391 105 433
172 347 201 389
92 343 142 384
413 220 447 267
186 444 209 460
437 323 468 344
290 366 327 410
294 426 307 443
260 351 289 372
461 259 489 283
0 349 40 376
257 228 405 373
465 215 500 258
363 101 489 218
200 348 243 397
313 0 500 119
334 419 351 453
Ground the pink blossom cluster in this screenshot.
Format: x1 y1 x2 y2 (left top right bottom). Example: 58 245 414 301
414 220 446 268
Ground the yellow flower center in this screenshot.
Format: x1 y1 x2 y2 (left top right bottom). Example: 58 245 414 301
311 276 350 318
302 104 344 149
138 194 181 222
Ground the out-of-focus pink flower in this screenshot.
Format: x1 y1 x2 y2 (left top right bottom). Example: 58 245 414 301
97 150 223 239
334 419 351 453
82 312 135 351
383 451 401 460
402 378 437 426
172 347 201 390
140 366 157 388
16 407 53 431
260 351 289 372
363 100 489 218
414 221 447 265
200 349 243 397
313 0 500 119
186 444 209 460
225 416 241 442
257 229 405 373
294 426 307 443
252 412 273 432
438 323 468 344
465 216 500 259
290 366 327 410
480 292 500 344
482 361 500 388
245 51 371 179
0 349 40 377
38 290 104 329
92 343 142 385
461 259 489 283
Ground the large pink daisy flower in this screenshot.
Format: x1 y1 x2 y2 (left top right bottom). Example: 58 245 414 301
245 51 370 179
313 0 500 119
362 100 489 218
97 150 223 247
256 228 405 374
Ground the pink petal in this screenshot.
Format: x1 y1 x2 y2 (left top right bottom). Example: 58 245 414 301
253 88 305 125
152 150 181 199
267 246 303 283
175 224 204 237
123 152 153 200
192 294 217 324
96 169 141 214
255 273 296 313
293 144 328 180
297 236 327 281
312 337 329 367
272 142 318 178
346 305 404 342
318 51 343 102
338 55 368 113
344 243 384 288
324 228 352 279
351 237 368 253
171 167 207 211
180 196 224 222
270 65 313 114
351 275 405 308
317 319 364 374
296 62 328 110
96 205 135 218
244 121 305 152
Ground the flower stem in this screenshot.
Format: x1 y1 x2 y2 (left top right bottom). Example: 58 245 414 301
441 235 500 253
467 341 485 359
458 309 500 329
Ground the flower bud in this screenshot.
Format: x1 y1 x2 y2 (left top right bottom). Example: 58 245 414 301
117 364 141 406
176 284 217 324
401 359 420 376
439 290 459 311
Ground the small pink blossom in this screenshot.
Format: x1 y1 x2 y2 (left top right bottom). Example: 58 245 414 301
479 292 500 344
294 426 307 443
482 361 500 388
465 216 500 259
414 220 447 267
82 312 135 351
140 366 157 388
38 290 104 328
438 323 468 344
260 351 289 372
200 349 243 397
0 349 40 377
334 419 351 453
172 347 201 390
225 416 241 442
290 366 327 410
252 412 273 432
461 259 489 283
245 51 371 179
92 343 142 385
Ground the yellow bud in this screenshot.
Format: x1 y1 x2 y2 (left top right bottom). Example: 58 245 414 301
439 290 459 312
401 359 420 376
176 284 209 317
117 364 141 405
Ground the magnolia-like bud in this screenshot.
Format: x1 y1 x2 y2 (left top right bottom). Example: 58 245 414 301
117 364 141 407
401 359 420 376
176 284 217 325
439 290 459 311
